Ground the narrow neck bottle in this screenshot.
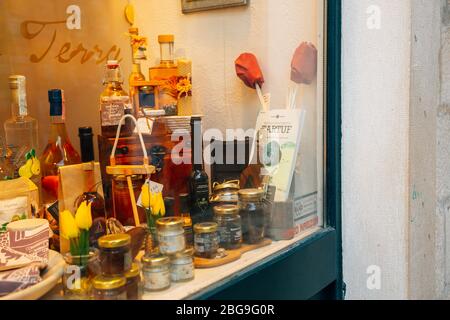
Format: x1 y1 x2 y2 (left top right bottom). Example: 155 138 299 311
79 127 94 163
9 75 28 119
191 116 203 171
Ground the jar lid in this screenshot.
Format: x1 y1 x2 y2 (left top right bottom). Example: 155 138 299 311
92 275 126 290
158 34 174 43
124 263 140 278
238 188 264 200
214 204 239 216
142 253 170 266
213 180 240 192
98 233 131 249
172 247 194 259
156 217 184 231
194 222 218 234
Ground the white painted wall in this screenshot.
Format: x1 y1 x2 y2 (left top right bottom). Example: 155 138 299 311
342 0 411 299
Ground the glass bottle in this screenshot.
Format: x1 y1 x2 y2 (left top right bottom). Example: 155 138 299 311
128 27 146 108
40 89 81 205
75 127 106 246
179 193 193 247
189 116 211 225
5 75 38 173
100 60 134 138
0 135 14 180
149 35 178 116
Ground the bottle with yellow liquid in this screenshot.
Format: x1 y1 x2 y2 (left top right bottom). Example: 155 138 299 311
149 35 178 116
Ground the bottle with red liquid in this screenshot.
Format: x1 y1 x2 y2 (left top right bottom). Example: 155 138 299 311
40 89 81 205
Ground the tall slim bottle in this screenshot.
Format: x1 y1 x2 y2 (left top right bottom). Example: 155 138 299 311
5 75 38 173
189 116 211 225
40 89 81 205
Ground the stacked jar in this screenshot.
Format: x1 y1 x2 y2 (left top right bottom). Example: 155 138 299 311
94 233 141 300
193 222 220 259
213 204 242 250
142 217 195 292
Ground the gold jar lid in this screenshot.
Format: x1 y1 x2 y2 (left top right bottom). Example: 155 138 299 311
98 234 131 249
172 247 194 259
194 222 218 234
156 217 184 231
158 34 174 43
214 204 239 216
142 254 170 267
124 263 140 278
213 180 240 192
238 188 264 200
92 275 126 290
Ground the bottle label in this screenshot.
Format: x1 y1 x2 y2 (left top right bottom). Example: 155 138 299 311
100 96 132 127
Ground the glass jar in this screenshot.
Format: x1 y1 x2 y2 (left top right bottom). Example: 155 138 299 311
238 188 266 244
210 180 240 206
142 254 171 291
214 204 242 250
156 217 185 255
125 262 141 300
92 275 127 300
62 249 100 300
112 174 146 226
170 247 195 282
194 222 219 259
98 234 132 276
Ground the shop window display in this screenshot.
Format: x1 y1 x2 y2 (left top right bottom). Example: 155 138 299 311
0 0 326 300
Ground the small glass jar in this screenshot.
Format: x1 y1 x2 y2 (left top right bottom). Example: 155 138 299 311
210 180 240 206
142 254 171 291
62 249 100 300
194 222 219 259
92 275 127 300
156 217 185 255
124 263 141 300
238 188 266 244
214 204 242 250
98 234 132 276
170 247 195 282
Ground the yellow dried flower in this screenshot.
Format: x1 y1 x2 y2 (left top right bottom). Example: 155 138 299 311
75 201 92 230
60 210 79 239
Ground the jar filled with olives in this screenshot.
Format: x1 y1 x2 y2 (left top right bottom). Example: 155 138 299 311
98 234 132 276
194 222 219 259
214 204 242 250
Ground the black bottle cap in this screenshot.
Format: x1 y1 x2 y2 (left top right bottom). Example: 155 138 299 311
48 89 63 116
78 127 93 137
78 126 95 162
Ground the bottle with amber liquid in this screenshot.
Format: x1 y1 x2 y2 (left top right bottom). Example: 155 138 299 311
40 89 81 205
149 35 178 116
100 60 134 138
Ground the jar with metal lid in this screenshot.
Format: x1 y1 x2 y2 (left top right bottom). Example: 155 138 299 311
194 222 219 259
210 180 240 206
156 217 185 254
124 263 141 300
238 188 266 244
92 275 127 300
170 247 194 282
98 233 132 276
142 254 171 291
214 204 242 250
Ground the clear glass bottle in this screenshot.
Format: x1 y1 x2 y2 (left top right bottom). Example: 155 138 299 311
5 75 38 172
40 89 81 205
149 35 178 115
100 60 134 138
